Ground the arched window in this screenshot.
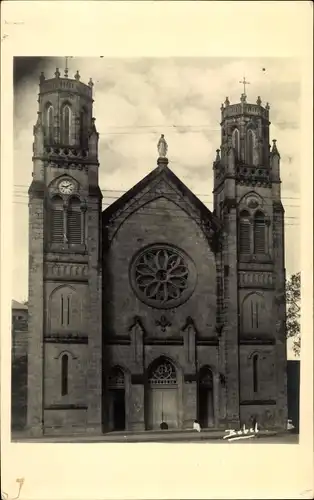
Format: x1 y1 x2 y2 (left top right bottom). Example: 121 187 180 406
61 104 71 144
252 354 258 393
254 211 266 254
107 366 125 388
80 107 88 148
232 128 240 159
61 354 69 396
247 129 255 165
199 366 213 388
60 292 71 326
46 104 54 143
67 197 82 245
51 196 64 244
148 358 177 385
242 293 266 334
239 210 251 254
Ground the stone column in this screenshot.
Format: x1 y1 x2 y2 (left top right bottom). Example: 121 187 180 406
222 201 240 428
86 193 102 434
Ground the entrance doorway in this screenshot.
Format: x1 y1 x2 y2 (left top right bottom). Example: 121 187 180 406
107 366 126 431
111 389 125 430
198 367 214 428
146 357 179 430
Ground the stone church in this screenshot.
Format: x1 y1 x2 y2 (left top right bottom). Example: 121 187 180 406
26 67 287 437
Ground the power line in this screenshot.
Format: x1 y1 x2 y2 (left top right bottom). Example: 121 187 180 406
11 195 301 213
12 185 301 201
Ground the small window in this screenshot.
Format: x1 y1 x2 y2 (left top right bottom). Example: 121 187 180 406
247 130 255 165
61 354 69 396
252 354 258 393
61 104 71 144
46 105 54 143
232 129 240 158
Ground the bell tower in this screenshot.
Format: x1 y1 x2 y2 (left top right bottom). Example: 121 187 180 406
213 87 287 429
27 65 102 436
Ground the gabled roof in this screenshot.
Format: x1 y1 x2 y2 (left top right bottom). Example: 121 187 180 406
102 162 220 231
12 299 28 310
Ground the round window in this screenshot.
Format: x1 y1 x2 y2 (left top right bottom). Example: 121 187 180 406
130 244 197 309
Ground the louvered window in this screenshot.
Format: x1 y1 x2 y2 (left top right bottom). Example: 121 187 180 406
254 212 266 254
239 211 251 253
51 196 64 244
67 198 82 244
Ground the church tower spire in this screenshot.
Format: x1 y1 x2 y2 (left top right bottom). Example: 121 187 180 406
27 66 102 436
212 86 287 430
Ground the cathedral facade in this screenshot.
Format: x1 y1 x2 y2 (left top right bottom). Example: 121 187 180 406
26 68 287 436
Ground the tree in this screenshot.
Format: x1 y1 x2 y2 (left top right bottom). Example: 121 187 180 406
286 272 301 356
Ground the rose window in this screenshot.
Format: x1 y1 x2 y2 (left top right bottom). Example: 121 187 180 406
130 244 196 309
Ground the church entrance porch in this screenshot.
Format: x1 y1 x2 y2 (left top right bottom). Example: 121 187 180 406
146 358 179 430
198 367 214 428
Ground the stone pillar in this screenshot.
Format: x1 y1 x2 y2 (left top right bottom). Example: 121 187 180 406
273 203 288 428
129 381 145 431
27 184 45 436
183 381 197 429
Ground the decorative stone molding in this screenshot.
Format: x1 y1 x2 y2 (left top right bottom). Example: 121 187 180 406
45 262 88 280
155 315 172 333
46 161 88 172
239 271 274 288
44 333 88 344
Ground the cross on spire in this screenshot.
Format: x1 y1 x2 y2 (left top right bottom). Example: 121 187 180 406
239 76 250 96
64 56 73 78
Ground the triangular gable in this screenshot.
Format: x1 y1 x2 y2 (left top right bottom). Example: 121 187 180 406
102 163 221 251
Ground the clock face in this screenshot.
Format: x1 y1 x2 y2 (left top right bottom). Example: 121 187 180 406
59 180 75 195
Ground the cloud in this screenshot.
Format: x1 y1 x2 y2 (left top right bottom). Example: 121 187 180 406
13 57 301 300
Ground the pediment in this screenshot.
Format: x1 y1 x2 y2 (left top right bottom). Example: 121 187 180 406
102 164 221 251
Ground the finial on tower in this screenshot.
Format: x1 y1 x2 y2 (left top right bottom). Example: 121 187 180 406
271 139 280 156
224 96 230 107
55 68 60 79
256 96 262 105
74 70 80 81
39 72 45 84
239 76 250 98
88 78 94 87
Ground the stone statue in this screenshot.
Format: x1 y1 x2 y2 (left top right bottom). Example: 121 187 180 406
157 134 168 158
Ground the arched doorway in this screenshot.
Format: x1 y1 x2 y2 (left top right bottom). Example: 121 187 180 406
146 357 179 430
107 366 126 431
198 367 214 428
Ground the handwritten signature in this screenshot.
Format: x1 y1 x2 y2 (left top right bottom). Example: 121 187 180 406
223 423 259 442
2 478 25 500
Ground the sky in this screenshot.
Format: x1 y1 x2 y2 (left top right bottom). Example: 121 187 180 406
13 56 301 356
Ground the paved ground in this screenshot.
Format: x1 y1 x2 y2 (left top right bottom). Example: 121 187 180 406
12 429 299 444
